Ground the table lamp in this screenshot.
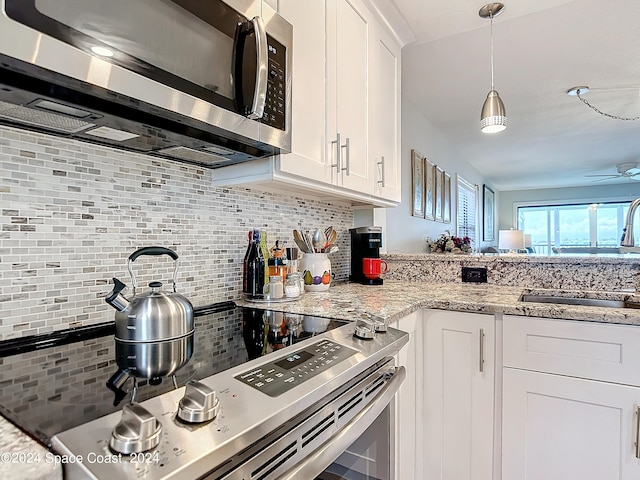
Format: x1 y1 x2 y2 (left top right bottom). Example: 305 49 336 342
498 229 525 253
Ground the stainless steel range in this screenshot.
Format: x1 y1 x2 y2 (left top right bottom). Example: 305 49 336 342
0 302 407 479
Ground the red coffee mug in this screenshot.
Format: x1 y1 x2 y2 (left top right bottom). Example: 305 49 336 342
362 258 388 279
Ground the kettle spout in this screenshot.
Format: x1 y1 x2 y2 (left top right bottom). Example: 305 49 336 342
105 277 130 312
106 368 132 406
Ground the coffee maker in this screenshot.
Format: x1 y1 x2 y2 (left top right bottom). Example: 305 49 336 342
350 226 384 285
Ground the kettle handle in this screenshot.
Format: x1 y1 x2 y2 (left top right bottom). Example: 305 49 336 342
127 246 180 293
128 246 179 262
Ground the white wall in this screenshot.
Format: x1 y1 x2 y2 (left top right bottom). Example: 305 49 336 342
498 183 640 229
382 96 492 253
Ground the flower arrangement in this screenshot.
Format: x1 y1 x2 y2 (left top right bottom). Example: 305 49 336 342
427 230 472 254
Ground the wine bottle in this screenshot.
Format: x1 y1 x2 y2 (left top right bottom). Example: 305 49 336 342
243 229 265 298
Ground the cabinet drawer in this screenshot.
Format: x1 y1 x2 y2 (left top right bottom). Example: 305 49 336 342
503 315 640 386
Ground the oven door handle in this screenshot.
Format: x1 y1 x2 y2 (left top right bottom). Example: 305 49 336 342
277 365 406 480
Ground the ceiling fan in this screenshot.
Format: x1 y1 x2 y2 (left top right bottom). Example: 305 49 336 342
585 162 640 182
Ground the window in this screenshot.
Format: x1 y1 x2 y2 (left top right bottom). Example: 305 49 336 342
457 175 478 248
517 201 634 255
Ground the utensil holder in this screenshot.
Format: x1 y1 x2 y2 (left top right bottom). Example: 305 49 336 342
299 253 331 292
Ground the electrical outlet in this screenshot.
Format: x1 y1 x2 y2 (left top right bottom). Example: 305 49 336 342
462 266 488 283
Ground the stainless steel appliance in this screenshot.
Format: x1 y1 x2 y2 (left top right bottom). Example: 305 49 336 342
105 246 195 405
0 303 407 479
0 0 291 168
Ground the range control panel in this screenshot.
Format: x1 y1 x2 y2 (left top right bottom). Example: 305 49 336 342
235 340 356 397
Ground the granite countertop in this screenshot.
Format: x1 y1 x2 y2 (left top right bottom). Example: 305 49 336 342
236 280 640 326
0 417 60 480
384 252 640 265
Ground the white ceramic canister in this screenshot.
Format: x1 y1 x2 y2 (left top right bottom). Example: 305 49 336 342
299 253 331 292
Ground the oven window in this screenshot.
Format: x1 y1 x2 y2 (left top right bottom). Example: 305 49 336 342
318 405 392 480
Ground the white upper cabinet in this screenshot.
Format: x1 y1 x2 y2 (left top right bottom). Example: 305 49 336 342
276 0 333 186
212 0 405 207
370 23 401 201
326 0 372 194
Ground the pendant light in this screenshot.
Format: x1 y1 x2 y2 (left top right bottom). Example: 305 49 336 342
479 3 507 133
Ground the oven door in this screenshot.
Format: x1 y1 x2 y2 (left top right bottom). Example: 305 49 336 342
274 364 404 480
316 402 395 480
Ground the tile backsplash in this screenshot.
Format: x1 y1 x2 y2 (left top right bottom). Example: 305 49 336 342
0 126 354 340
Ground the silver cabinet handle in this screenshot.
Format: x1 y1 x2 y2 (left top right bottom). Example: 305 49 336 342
377 156 386 186
331 133 342 172
635 406 640 459
341 137 350 175
247 16 268 119
479 328 485 373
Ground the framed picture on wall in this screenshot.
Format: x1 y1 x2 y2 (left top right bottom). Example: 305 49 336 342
411 150 425 218
483 184 495 241
443 172 451 223
424 159 435 220
434 166 444 221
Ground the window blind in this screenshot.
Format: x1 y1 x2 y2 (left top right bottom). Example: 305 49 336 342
457 175 478 247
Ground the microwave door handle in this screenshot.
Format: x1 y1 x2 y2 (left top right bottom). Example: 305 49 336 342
247 16 268 119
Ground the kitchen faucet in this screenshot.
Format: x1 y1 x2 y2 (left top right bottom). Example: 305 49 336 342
620 197 640 253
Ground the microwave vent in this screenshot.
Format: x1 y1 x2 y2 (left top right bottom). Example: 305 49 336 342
0 100 95 133
157 146 232 165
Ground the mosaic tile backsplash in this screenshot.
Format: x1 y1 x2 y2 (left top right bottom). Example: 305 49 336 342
0 126 354 340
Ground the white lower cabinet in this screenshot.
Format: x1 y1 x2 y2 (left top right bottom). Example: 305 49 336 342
423 310 497 480
391 311 424 480
391 310 640 480
503 368 640 480
502 315 640 480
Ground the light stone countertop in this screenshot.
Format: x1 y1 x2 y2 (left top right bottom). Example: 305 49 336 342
4 279 640 480
384 252 640 265
0 417 60 480
236 280 640 326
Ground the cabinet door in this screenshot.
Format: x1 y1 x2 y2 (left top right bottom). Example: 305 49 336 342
503 368 640 480
424 310 495 480
277 0 333 185
326 0 372 194
392 311 424 480
370 25 401 202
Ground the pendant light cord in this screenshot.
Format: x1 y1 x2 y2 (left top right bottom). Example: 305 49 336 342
490 13 495 90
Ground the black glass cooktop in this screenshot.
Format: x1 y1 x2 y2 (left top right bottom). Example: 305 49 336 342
0 303 347 447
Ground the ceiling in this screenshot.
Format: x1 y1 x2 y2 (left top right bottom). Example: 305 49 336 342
390 0 640 191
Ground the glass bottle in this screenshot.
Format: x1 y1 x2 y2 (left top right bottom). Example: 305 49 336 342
243 229 266 298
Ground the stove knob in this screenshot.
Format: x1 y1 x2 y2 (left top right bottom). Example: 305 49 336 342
109 403 162 454
177 380 220 423
370 314 388 333
354 319 375 340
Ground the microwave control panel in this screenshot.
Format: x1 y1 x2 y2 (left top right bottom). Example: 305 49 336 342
235 339 356 397
262 35 286 131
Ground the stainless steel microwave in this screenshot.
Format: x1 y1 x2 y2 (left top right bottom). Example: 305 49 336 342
0 0 292 168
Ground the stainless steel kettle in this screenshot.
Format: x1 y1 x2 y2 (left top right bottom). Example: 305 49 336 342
105 246 194 405
106 246 194 341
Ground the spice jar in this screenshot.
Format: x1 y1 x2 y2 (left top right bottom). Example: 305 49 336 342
284 273 301 298
267 275 284 300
